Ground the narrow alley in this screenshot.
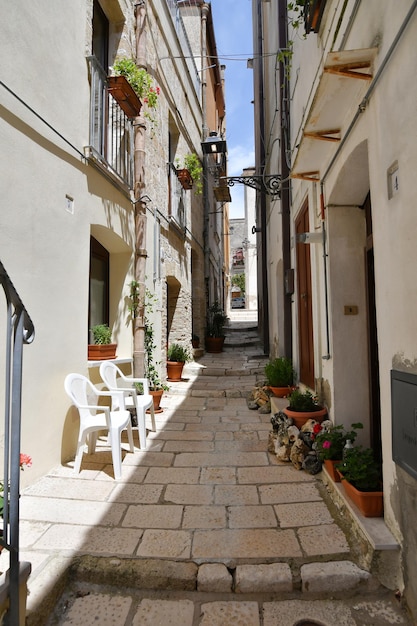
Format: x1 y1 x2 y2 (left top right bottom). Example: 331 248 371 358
5 318 412 625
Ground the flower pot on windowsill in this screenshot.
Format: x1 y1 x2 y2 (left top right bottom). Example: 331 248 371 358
282 406 327 429
337 471 383 517
88 343 117 361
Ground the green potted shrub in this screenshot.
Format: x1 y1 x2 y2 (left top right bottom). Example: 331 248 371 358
175 153 203 194
205 301 228 353
336 446 383 517
283 389 327 429
111 58 159 124
264 357 295 397
315 422 363 481
167 343 191 381
88 324 117 361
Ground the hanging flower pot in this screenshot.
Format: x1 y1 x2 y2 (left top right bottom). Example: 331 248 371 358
176 168 193 190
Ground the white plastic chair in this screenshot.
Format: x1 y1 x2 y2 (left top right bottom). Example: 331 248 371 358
64 373 134 479
99 361 156 450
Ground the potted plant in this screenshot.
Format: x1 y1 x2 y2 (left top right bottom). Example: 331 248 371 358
88 324 117 361
283 389 327 429
112 58 160 125
315 422 363 481
336 446 383 517
205 301 228 353
166 343 191 381
175 153 203 193
264 357 295 397
192 334 200 349
143 289 168 412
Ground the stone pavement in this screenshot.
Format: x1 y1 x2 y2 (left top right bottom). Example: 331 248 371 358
2 319 413 625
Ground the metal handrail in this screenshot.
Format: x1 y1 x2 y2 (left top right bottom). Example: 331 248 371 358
0 260 34 624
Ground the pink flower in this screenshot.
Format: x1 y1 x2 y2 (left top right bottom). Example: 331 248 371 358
20 453 32 469
322 440 331 449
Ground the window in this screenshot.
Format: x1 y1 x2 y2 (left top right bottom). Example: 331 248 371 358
85 4 134 189
89 237 109 341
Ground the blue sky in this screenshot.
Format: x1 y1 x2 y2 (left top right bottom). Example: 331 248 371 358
211 0 255 218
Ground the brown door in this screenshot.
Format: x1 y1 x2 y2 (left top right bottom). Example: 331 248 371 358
296 203 315 388
363 193 382 458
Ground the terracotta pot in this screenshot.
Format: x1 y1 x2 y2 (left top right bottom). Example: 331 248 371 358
269 386 292 398
339 474 384 517
167 361 185 382
323 459 342 482
282 406 327 429
107 75 142 118
205 336 225 353
88 343 117 361
149 389 164 413
176 168 193 190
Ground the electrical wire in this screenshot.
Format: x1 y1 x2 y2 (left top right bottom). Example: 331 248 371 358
0 80 86 160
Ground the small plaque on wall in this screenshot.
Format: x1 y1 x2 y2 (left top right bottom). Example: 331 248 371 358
391 369 417 481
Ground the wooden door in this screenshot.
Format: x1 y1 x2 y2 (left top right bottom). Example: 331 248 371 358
296 204 315 388
363 193 382 458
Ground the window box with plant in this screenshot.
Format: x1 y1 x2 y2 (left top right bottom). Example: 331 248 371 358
283 389 327 429
336 446 383 517
88 324 117 361
175 153 203 194
205 301 228 353
315 421 363 481
264 357 295 397
111 58 160 125
167 343 191 381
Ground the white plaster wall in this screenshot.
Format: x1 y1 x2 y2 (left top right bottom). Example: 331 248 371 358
0 0 209 485
285 0 417 609
0 1 137 483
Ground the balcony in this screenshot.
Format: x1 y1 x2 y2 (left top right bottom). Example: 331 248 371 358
85 56 135 191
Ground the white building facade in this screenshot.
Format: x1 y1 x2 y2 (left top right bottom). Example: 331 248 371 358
0 0 225 483
252 0 417 618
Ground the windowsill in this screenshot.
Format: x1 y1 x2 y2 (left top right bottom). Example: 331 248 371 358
88 357 133 368
84 146 132 199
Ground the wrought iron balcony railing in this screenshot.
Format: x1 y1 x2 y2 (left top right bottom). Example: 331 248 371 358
85 56 135 190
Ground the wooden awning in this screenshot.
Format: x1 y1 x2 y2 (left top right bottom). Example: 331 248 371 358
291 48 377 181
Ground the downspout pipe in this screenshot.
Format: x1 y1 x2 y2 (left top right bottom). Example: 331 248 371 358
256 0 269 354
133 0 148 377
278 0 292 359
201 4 210 314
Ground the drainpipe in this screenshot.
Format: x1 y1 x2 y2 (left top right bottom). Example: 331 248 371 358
255 0 269 354
201 3 210 313
278 0 292 359
133 0 148 377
